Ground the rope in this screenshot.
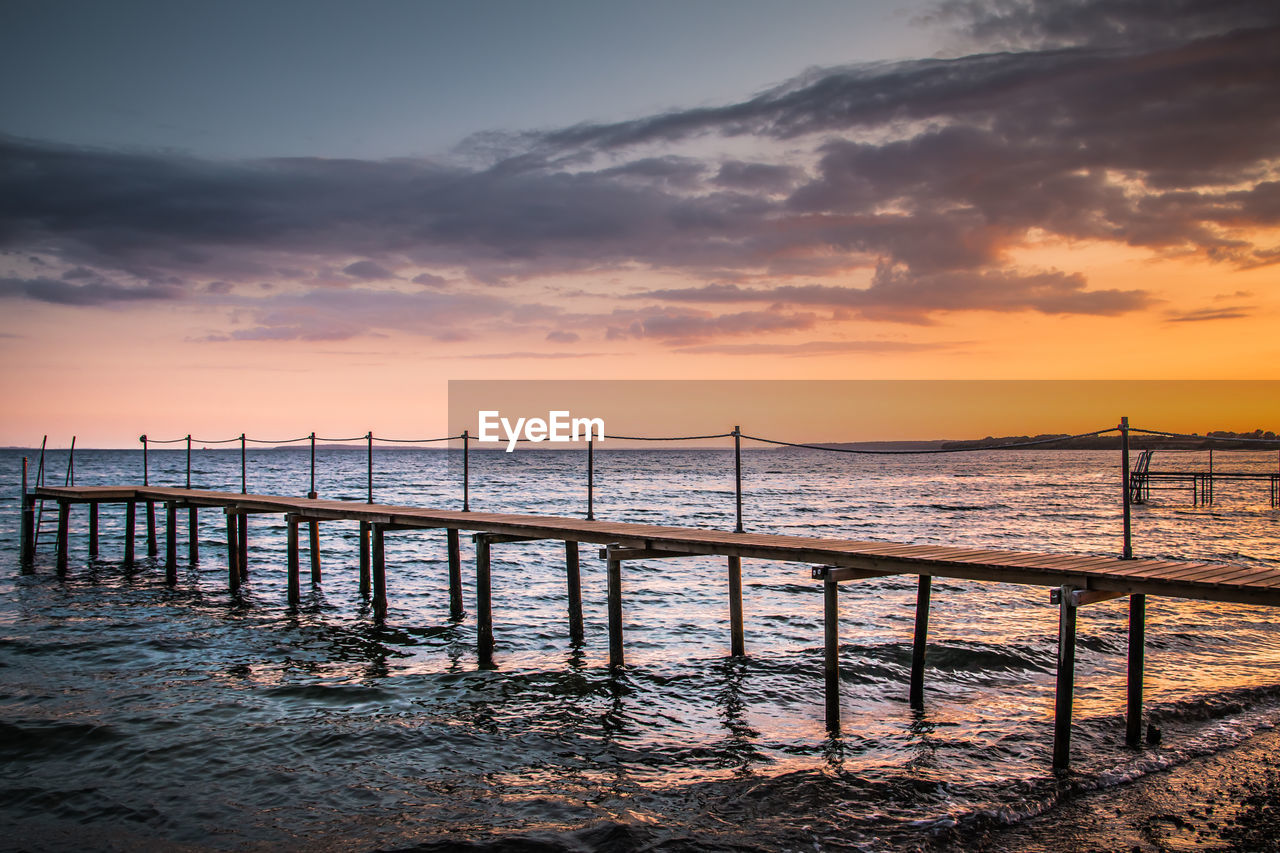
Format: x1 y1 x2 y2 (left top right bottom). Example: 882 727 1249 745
144 436 189 444
374 434 461 443
741 428 1118 454
605 432 735 441
314 435 371 443
245 436 310 444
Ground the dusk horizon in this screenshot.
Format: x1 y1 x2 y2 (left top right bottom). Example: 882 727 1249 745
4 2 1280 852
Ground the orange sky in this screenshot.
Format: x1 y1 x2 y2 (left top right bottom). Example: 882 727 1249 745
3 4 1278 446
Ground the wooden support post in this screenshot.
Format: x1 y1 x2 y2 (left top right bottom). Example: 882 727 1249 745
447 528 463 620
88 503 99 558
286 515 300 606
124 500 136 567
372 524 387 621
359 521 371 597
55 500 70 576
476 534 494 666
146 500 158 557
188 507 199 563
1053 584 1078 770
226 510 240 592
824 575 840 731
20 492 35 569
607 554 624 669
1127 593 1146 747
164 502 177 584
566 540 584 645
237 513 248 579
909 575 932 710
309 518 321 584
727 555 745 657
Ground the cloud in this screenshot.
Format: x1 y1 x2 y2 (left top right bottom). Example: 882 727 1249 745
604 308 817 342
637 266 1150 323
0 276 180 305
342 260 396 280
673 340 953 356
1165 306 1254 323
0 0 1275 344
546 330 580 343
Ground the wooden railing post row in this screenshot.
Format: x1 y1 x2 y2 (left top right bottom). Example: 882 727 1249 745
366 431 373 504
586 437 594 521
462 429 470 512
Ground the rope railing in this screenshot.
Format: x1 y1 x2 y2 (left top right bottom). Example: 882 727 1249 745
25 418 1277 574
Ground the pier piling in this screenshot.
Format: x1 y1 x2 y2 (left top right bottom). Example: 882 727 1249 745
188 507 199 563
237 514 248 580
447 529 463 619
55 500 69 576
371 524 387 621
566 540 584 644
89 503 99 558
728 555 745 657
226 510 240 591
607 552 623 669
1053 585 1078 770
359 521 371 596
824 574 840 731
476 533 494 666
124 500 136 567
1127 593 1146 747
146 500 158 557
286 515 300 606
909 575 932 709
165 501 177 584
20 492 35 569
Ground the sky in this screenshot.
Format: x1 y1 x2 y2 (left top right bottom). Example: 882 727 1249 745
1 0 1278 446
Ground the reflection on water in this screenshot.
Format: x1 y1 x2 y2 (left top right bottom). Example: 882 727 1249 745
1 447 1278 850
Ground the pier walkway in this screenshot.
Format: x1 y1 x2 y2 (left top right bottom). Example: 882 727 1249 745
21 483 1280 771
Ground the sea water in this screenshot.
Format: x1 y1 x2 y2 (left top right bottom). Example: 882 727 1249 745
1 446 1278 851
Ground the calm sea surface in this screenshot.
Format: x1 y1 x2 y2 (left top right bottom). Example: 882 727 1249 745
2 446 1279 851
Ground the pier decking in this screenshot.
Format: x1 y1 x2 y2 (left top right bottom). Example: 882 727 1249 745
21 483 1280 771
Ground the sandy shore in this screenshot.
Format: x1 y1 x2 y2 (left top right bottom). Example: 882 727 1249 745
933 727 1280 852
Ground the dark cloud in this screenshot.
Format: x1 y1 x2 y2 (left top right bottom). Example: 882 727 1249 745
0 276 179 305
0 0 1274 343
1165 306 1254 323
604 308 817 342
342 260 395 280
546 330 580 343
637 267 1150 323
932 0 1280 51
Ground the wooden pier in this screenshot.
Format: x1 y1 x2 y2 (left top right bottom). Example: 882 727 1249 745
19 483 1280 772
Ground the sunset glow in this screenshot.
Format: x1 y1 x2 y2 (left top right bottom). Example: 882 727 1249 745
2 0 1278 445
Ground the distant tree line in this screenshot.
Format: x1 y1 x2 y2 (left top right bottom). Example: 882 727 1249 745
940 429 1280 451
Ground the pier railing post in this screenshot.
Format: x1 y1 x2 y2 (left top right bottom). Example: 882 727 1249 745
909 575 932 709
142 434 156 558
366 431 373 504
733 425 743 533
1121 416 1132 559
824 573 840 732
447 528 463 619
240 434 247 495
1053 585 1078 770
476 533 494 666
186 435 192 489
586 438 594 521
566 540 584 644
462 430 470 512
1126 593 1146 747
